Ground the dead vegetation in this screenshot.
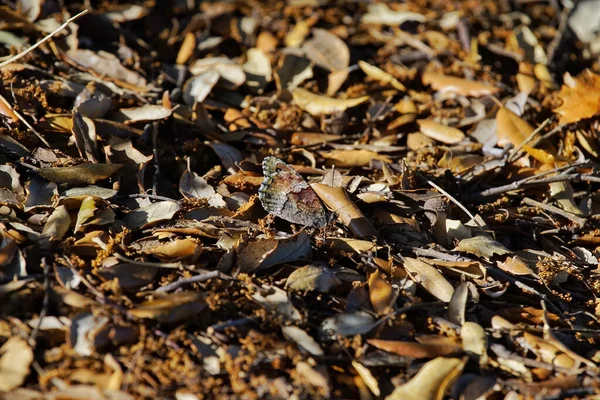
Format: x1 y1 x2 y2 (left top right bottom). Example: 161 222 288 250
2 0 600 399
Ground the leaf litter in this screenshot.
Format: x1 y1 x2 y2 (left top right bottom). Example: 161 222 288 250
1 1 600 399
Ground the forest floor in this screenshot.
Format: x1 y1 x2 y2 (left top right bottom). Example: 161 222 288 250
2 1 600 399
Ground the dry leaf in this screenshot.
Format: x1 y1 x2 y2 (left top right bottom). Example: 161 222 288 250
368 339 463 358
461 322 488 364
251 284 302 322
359 61 406 90
320 149 392 167
282 325 324 356
286 264 341 293
320 311 376 339
403 257 454 302
38 164 123 185
361 3 426 26
386 357 467 400
176 32 196 65
291 88 369 116
418 120 465 144
312 182 378 237
368 269 394 315
554 69 600 124
0 337 33 391
422 72 500 97
496 107 534 147
129 292 205 323
123 201 181 230
114 104 173 124
453 236 512 259
303 28 349 72
238 231 312 273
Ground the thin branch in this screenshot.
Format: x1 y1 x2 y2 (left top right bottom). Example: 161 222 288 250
507 117 552 164
478 172 600 198
0 10 89 69
155 270 230 293
427 180 485 228
0 93 51 147
522 197 587 227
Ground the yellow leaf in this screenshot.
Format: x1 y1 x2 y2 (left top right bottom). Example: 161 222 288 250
359 61 406 90
291 88 368 116
495 107 533 147
385 357 467 400
417 120 465 144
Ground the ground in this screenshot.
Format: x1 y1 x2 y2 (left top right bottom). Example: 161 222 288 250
1 1 600 399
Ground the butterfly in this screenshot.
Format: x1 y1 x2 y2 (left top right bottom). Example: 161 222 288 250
258 157 329 228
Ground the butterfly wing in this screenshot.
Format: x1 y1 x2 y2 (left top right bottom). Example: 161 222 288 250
259 157 328 227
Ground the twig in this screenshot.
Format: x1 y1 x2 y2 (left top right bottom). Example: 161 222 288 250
478 173 600 197
28 258 51 347
427 180 485 228
155 270 229 293
506 117 552 164
0 10 89 69
0 93 51 147
92 238 184 269
522 197 587 227
128 193 180 203
490 343 580 374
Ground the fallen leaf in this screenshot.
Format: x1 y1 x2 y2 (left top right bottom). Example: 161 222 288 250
238 231 312 273
368 269 394 315
361 3 426 26
320 311 376 339
129 292 206 323
368 339 463 358
496 107 534 147
554 69 600 124
385 357 467 400
359 61 406 91
453 236 512 259
251 284 302 322
123 201 181 230
282 325 324 355
291 88 369 116
113 104 173 124
285 264 341 292
422 72 500 97
0 337 33 391
303 28 349 72
38 164 123 185
403 257 454 302
418 120 465 144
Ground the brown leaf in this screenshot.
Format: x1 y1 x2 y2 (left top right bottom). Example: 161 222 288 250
422 72 500 97
368 269 394 315
385 357 467 400
311 182 378 237
403 257 454 302
176 32 196 65
303 28 349 72
286 264 341 293
361 4 426 25
417 120 465 144
359 61 406 91
129 292 206 323
291 88 369 116
368 339 463 358
496 107 533 147
38 164 123 185
238 231 312 273
0 337 33 391
453 235 512 259
320 149 392 167
554 69 600 124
